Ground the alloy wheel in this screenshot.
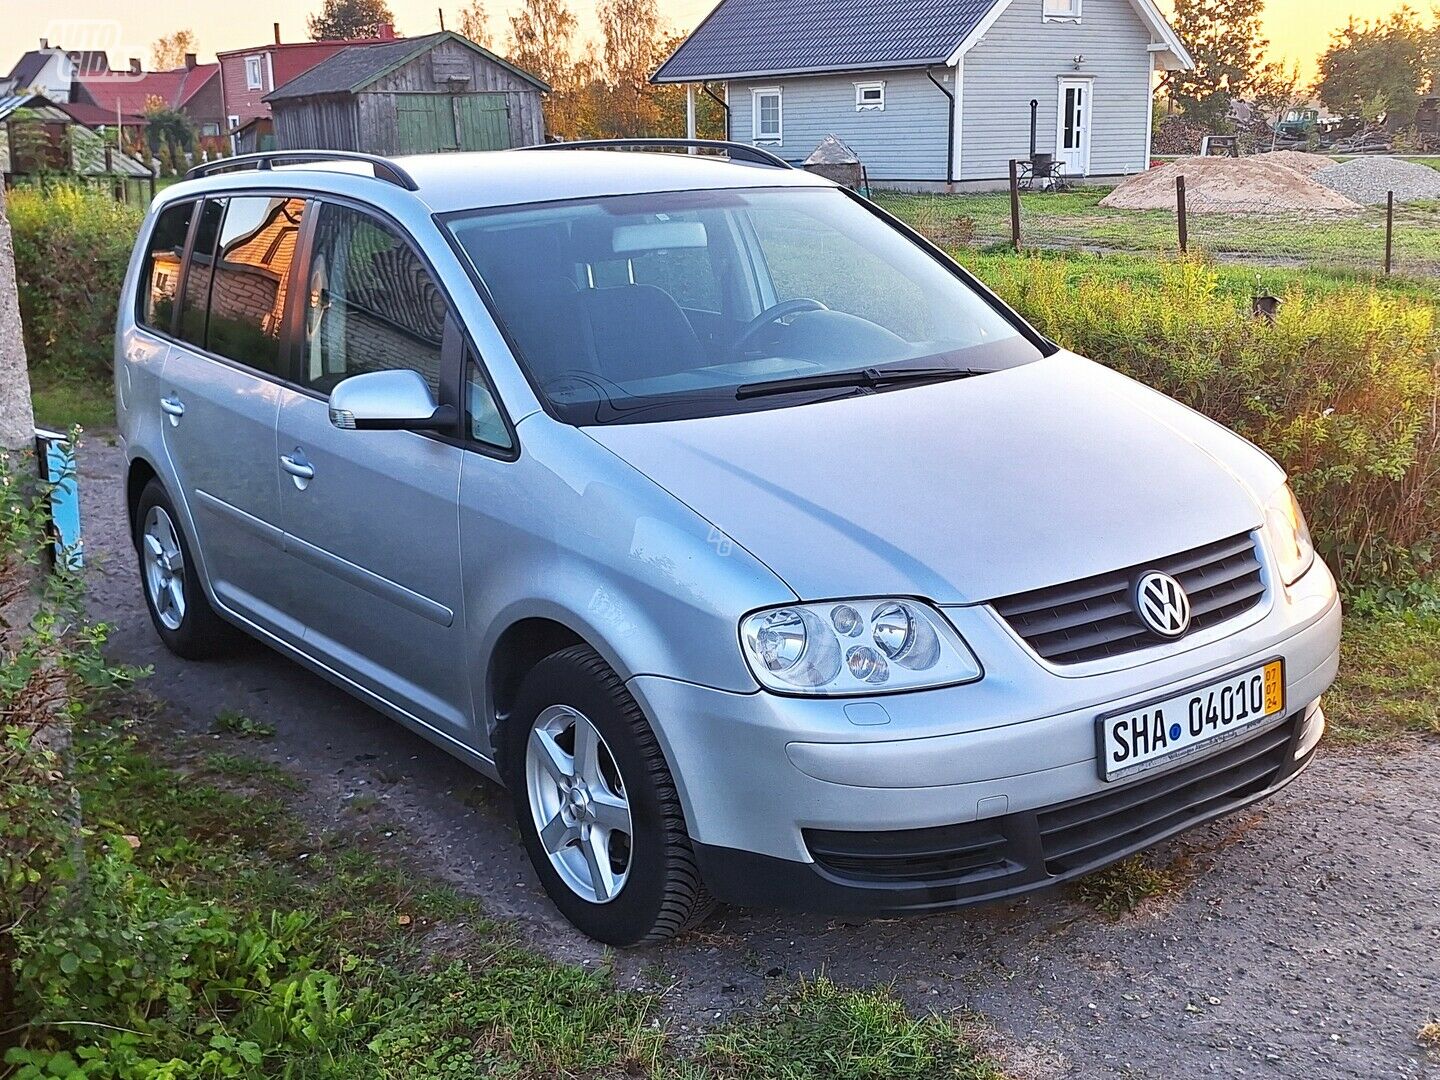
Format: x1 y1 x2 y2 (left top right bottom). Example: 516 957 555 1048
142 506 186 632
524 704 634 904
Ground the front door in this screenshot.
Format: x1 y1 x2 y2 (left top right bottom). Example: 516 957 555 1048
1057 78 1092 176
276 201 470 737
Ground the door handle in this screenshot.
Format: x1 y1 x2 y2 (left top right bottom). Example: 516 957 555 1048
160 395 185 422
280 452 315 481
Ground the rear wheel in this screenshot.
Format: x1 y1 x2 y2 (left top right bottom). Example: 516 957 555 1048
134 480 233 660
506 645 713 946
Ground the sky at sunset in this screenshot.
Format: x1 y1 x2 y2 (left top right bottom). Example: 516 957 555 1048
0 0 1388 83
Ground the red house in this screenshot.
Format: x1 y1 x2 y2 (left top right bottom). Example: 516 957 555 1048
71 56 223 137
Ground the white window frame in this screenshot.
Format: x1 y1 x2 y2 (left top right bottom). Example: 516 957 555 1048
752 87 782 144
244 55 264 90
1042 0 1082 21
854 81 886 111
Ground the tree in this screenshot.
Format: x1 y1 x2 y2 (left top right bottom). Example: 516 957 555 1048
1167 0 1270 127
0 187 34 451
143 100 196 172
593 0 668 136
308 0 395 41
457 1 491 49
1317 8 1428 126
151 29 197 70
649 32 727 139
507 0 585 136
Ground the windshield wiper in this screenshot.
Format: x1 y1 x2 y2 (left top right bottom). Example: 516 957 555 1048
735 365 985 401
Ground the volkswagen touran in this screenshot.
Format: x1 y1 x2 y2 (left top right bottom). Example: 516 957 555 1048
115 144 1340 945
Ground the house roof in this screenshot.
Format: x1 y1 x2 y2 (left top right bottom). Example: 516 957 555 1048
0 93 151 176
74 64 219 122
264 31 549 101
3 49 110 89
653 0 1192 82
654 0 997 82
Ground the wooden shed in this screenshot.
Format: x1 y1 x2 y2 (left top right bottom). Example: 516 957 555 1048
264 32 547 155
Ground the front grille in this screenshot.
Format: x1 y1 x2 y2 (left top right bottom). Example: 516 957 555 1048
992 532 1265 665
1037 714 1297 876
805 822 1017 886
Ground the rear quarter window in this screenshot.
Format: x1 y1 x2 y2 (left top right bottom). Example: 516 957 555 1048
138 200 196 332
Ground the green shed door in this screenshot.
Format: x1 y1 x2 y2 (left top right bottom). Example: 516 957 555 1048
395 95 459 155
455 95 511 151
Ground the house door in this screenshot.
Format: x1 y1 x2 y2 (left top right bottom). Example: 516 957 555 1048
1056 79 1092 176
455 94 511 151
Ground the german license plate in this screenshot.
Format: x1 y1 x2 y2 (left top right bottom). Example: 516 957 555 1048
1099 659 1285 781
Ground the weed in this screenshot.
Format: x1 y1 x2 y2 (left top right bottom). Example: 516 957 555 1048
1326 615 1440 743
1075 856 1179 918
1420 1019 1440 1052
214 708 277 739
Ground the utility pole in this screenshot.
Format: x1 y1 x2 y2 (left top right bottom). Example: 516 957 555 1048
0 185 35 450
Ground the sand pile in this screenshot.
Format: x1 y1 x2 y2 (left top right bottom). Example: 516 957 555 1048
1256 150 1332 177
1100 156 1360 213
1313 156 1440 205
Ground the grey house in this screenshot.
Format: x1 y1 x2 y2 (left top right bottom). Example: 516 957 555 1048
265 32 547 156
653 0 1192 187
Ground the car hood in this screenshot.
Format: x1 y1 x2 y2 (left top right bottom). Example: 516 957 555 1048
583 352 1284 604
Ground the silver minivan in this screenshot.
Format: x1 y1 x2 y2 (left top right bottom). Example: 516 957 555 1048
116 144 1340 946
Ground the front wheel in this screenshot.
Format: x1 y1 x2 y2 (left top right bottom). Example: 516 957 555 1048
505 645 713 946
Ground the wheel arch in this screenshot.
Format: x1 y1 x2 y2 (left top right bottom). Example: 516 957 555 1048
126 456 161 546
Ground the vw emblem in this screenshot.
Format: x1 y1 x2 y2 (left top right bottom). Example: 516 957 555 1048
1135 571 1191 638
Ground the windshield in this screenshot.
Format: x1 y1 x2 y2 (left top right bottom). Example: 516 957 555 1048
446 187 1042 425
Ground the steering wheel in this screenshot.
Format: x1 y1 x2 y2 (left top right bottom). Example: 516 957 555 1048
729 298 829 358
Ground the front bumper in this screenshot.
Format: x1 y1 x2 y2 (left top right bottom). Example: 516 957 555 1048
627 557 1340 912
692 703 1322 914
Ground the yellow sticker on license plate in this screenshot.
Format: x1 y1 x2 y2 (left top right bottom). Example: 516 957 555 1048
1099 659 1287 781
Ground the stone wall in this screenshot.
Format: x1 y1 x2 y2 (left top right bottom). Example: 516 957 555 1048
0 186 35 449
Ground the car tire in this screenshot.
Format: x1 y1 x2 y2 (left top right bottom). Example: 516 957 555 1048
506 645 715 946
134 479 234 660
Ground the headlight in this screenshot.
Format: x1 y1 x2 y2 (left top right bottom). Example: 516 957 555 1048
1263 484 1315 586
740 599 981 695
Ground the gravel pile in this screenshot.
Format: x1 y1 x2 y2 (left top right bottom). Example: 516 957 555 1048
1313 156 1440 204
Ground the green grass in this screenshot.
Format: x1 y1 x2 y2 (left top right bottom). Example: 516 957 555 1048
29 371 115 430
9 696 1006 1079
1326 614 1440 744
874 188 1440 280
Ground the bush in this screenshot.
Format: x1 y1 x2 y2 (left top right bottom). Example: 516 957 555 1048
7 185 143 380
979 257 1440 589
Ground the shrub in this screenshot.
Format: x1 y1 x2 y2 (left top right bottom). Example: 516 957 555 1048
979 257 1440 589
7 185 143 380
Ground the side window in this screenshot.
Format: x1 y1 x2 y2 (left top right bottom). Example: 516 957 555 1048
301 204 445 396
206 195 307 377
175 198 226 349
139 200 195 332
466 356 512 452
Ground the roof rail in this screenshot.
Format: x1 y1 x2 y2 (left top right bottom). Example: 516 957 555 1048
185 150 420 191
518 139 794 170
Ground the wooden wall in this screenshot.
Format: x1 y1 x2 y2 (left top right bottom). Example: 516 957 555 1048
272 38 545 154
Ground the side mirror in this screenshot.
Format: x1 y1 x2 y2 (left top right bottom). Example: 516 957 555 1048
328 370 456 433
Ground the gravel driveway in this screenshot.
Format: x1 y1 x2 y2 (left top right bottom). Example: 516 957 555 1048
80 436 1439 1079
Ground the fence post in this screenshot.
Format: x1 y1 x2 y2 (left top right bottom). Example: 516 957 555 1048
1176 174 1188 254
1385 191 1394 276
1008 159 1021 252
